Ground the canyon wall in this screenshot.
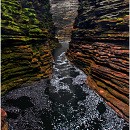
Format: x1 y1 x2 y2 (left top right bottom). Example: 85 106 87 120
50 0 79 41
1 0 60 94
1 109 8 130
66 0 129 121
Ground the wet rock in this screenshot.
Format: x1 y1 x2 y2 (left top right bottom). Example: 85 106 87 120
44 87 50 95
97 102 106 115
6 96 34 110
1 0 60 94
1 108 8 130
66 0 129 122
6 112 19 119
49 89 73 104
73 85 87 101
123 125 129 130
70 70 80 78
60 78 73 85
1 45 129 129
40 109 53 130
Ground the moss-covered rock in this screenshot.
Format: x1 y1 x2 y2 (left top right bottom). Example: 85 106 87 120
1 0 60 94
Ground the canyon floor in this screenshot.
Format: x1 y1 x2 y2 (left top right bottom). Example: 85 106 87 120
1 40 129 129
1 0 129 129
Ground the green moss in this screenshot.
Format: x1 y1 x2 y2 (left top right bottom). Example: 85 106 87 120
1 0 60 94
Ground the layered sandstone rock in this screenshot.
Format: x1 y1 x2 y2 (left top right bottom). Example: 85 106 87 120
50 0 79 41
1 109 8 130
66 0 129 121
71 0 129 43
1 0 60 94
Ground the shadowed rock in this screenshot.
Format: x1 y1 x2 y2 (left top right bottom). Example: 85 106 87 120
1 0 60 94
66 0 129 122
6 96 34 110
97 102 106 115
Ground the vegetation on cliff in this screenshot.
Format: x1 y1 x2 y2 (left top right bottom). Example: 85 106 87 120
72 0 129 43
1 0 60 94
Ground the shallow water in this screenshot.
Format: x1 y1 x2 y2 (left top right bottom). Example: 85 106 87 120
1 40 129 130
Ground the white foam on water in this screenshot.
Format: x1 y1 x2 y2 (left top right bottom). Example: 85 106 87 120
2 39 128 129
72 71 87 85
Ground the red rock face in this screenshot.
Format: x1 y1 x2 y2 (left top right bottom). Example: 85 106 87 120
1 109 8 130
66 0 129 122
66 42 129 122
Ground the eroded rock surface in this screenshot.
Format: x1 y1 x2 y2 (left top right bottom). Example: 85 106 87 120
66 0 129 121
1 0 60 94
1 108 8 130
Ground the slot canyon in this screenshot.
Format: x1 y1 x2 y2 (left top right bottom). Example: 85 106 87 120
1 0 129 129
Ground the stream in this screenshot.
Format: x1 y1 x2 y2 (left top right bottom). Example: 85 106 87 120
1 40 128 130
1 0 129 129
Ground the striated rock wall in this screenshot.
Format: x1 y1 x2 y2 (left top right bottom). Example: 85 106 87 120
49 0 79 41
1 0 60 94
71 0 129 43
1 109 8 130
66 0 129 121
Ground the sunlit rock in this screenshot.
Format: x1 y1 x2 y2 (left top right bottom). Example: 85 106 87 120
1 108 8 130
66 0 129 122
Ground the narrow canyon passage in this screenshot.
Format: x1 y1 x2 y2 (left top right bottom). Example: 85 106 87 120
1 0 129 130
1 41 129 129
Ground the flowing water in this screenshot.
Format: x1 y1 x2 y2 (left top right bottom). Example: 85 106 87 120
1 0 129 129
1 40 129 130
